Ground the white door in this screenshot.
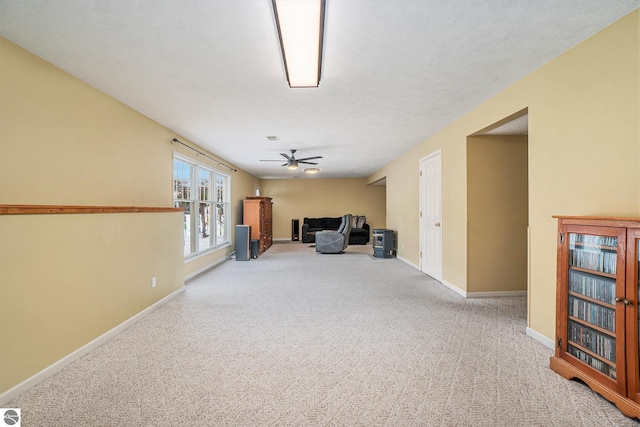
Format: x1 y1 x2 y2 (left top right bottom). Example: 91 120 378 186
420 150 442 280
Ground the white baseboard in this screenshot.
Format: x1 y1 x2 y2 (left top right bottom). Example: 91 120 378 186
0 286 186 406
526 327 555 350
435 279 526 299
396 260 465 298
396 255 420 270
439 278 467 297
184 257 227 281
466 290 528 298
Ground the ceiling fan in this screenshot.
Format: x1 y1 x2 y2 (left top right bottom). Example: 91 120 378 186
260 149 322 170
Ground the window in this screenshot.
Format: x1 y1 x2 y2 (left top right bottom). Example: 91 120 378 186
173 154 230 259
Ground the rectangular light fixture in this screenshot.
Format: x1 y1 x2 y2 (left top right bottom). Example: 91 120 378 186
272 0 326 88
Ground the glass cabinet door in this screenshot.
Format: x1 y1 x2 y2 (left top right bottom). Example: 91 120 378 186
627 229 640 403
566 231 619 379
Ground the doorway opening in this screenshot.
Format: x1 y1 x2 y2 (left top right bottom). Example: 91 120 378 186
466 109 528 296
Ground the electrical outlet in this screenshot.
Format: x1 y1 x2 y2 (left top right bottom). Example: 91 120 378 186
152 277 157 288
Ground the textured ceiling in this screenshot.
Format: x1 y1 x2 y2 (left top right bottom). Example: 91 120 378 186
1 1 638 179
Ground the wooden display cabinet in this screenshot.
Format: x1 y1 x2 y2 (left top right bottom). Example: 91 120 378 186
243 196 273 255
550 216 640 419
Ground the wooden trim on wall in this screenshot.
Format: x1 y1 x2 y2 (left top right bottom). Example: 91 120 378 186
552 216 640 228
0 205 183 215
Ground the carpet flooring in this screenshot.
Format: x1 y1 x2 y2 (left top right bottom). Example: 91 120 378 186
8 242 638 426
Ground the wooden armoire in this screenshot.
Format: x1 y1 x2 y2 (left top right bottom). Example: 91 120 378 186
243 196 273 255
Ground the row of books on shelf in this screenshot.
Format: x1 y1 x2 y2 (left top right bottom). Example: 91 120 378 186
569 296 616 332
568 344 616 379
569 270 616 305
569 248 617 274
569 320 616 362
569 234 618 248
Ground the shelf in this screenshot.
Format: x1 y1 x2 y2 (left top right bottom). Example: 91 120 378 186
569 269 616 305
568 291 616 310
567 344 617 380
568 341 616 366
570 266 616 280
569 316 616 337
572 242 617 251
568 294 616 332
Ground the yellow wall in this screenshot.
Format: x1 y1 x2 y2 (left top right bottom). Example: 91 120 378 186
467 135 528 293
367 10 639 339
0 213 183 393
0 36 258 394
260 178 386 240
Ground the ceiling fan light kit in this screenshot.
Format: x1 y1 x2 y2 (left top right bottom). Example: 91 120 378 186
260 149 323 172
272 0 326 88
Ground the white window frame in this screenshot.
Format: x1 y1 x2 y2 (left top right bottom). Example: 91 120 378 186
173 152 231 260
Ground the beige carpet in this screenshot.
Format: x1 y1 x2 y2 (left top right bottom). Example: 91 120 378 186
8 242 638 426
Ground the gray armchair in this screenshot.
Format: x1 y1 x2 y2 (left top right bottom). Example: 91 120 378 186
315 214 352 254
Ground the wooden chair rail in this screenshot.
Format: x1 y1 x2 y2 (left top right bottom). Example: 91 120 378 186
0 204 183 215
552 215 640 228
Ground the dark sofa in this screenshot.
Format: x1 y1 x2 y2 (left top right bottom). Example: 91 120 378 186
302 216 370 245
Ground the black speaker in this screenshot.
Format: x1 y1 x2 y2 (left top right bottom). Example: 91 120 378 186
251 239 259 258
235 225 251 261
292 219 300 241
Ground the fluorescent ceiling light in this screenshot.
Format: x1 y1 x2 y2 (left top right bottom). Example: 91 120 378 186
304 168 320 174
272 0 325 88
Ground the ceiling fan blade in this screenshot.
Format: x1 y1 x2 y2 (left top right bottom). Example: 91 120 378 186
260 159 284 162
280 153 292 160
299 161 318 165
296 156 323 161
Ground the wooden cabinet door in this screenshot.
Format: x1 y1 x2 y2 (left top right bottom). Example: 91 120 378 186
244 197 272 254
557 223 627 395
243 200 260 241
626 228 640 403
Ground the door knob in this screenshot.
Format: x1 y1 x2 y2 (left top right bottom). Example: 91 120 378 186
435 222 441 227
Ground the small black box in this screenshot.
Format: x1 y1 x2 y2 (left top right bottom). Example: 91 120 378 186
251 239 260 258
